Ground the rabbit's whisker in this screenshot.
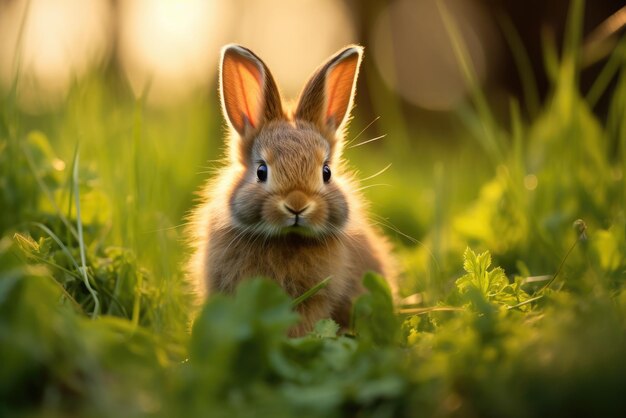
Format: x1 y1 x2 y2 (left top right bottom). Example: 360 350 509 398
355 183 391 192
360 163 392 182
344 116 380 147
369 215 419 246
142 222 189 234
347 134 386 149
222 225 254 255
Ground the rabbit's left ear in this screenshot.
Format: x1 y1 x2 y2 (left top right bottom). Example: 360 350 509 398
295 46 363 138
220 45 283 137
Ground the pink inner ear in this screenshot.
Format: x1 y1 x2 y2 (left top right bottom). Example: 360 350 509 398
324 55 359 129
222 54 265 132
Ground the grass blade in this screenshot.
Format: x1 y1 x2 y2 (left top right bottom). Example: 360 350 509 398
538 219 588 294
72 148 100 318
292 277 331 307
498 13 540 118
437 0 503 164
586 37 626 108
21 140 79 241
398 306 463 315
30 221 100 317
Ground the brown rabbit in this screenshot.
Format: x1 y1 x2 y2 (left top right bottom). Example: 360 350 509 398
187 44 396 336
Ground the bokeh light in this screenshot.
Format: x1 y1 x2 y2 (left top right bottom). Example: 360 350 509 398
231 0 357 97
0 0 356 110
0 0 111 112
372 0 498 111
118 0 232 106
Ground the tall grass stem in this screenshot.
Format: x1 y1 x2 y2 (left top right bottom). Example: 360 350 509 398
72 149 100 318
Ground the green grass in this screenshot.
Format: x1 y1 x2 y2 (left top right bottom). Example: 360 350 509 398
1 0 626 416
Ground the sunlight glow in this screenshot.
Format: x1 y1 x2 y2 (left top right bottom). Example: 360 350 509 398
119 0 232 105
0 0 111 112
524 174 538 191
0 0 356 109
232 0 357 97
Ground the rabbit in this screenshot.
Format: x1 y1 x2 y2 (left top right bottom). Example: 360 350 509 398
187 44 396 336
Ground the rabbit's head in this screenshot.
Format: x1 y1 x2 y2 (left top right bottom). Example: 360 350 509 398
220 45 363 239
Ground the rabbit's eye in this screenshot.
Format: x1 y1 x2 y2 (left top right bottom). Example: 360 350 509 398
257 163 268 182
322 164 331 183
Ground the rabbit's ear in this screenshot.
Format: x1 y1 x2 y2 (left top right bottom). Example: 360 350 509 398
295 46 363 137
220 45 283 136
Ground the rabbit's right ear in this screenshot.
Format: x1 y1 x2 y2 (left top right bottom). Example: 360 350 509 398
220 45 283 137
295 46 363 140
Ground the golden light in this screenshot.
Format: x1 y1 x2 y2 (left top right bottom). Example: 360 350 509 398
118 0 233 106
0 0 111 112
524 174 538 191
232 0 357 98
372 0 498 111
0 0 357 110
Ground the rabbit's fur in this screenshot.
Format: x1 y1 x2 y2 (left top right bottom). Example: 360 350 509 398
187 44 396 336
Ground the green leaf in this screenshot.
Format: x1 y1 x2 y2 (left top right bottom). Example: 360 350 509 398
312 319 339 338
456 247 531 310
188 278 299 393
352 272 400 346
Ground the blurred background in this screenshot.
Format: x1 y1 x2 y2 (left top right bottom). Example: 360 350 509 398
1 0 623 114
1 0 624 304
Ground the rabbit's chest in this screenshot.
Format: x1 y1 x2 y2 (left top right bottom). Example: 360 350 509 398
209 232 348 298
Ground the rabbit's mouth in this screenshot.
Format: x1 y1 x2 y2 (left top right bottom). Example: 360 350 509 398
273 216 328 238
290 214 301 227
279 215 318 236
253 193 344 238
281 225 315 237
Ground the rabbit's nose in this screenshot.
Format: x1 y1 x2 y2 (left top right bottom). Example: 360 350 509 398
285 204 309 215
283 190 310 215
